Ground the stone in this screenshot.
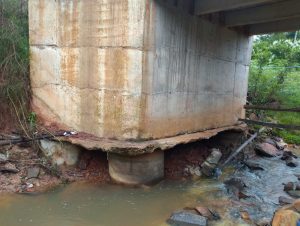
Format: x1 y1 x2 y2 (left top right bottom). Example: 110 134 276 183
244 160 264 171
240 211 250 221
195 206 212 220
265 138 277 147
281 151 298 160
167 210 207 226
0 153 8 163
284 182 300 192
195 206 220 221
205 149 222 165
224 178 246 191
255 218 271 226
275 140 288 150
185 166 202 177
40 140 81 166
201 149 222 177
279 196 295 205
287 190 300 199
272 209 300 226
108 151 164 185
0 163 19 173
27 167 40 179
255 143 281 157
286 157 298 168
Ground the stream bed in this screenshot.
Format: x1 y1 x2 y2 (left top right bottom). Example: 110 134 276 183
0 155 299 226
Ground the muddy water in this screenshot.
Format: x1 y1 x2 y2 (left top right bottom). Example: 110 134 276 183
0 156 299 226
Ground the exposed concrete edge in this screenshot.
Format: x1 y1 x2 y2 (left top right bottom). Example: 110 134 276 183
57 124 247 156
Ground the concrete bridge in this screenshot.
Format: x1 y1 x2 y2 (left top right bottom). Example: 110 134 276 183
29 0 300 185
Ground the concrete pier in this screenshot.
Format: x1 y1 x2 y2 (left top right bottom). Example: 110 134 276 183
29 0 253 184
108 151 164 185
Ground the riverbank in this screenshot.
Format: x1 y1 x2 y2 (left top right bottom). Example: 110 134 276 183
1 131 300 225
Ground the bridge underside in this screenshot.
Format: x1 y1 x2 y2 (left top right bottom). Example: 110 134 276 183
168 0 300 35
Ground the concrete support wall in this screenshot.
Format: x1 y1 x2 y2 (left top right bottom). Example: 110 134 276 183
29 0 252 141
140 1 253 139
29 0 146 139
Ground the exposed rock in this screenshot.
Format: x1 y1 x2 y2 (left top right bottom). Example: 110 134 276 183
0 153 8 163
0 163 19 173
224 178 246 191
255 218 271 226
184 165 202 177
281 150 298 160
201 149 222 177
244 160 264 171
275 140 288 150
264 138 277 147
255 143 281 157
167 210 207 226
285 156 298 168
195 206 220 221
291 199 300 212
283 182 300 192
27 167 40 179
240 211 250 221
287 190 300 199
272 209 300 226
40 140 81 166
279 196 295 205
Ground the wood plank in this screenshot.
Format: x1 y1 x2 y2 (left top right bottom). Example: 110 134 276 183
194 0 278 15
224 0 300 27
248 17 300 35
244 105 300 112
239 119 300 130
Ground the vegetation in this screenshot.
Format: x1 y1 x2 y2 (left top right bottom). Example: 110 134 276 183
0 0 31 134
249 32 300 144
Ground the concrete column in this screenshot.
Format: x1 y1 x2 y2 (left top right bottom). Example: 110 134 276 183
108 151 164 185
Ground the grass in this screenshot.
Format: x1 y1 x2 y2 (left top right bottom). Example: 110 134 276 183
249 69 300 144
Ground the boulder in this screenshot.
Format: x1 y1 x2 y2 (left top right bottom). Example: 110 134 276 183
244 160 264 171
167 210 207 226
292 199 300 212
224 178 246 191
272 209 300 226
265 138 277 147
286 157 298 168
255 143 281 157
279 196 294 205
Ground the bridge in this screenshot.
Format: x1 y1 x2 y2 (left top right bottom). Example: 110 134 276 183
29 0 300 185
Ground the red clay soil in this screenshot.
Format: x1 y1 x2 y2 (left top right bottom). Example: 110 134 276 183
165 142 211 179
0 145 110 194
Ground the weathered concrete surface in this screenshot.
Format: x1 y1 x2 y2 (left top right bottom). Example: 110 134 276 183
108 151 164 185
60 125 246 155
29 0 252 143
